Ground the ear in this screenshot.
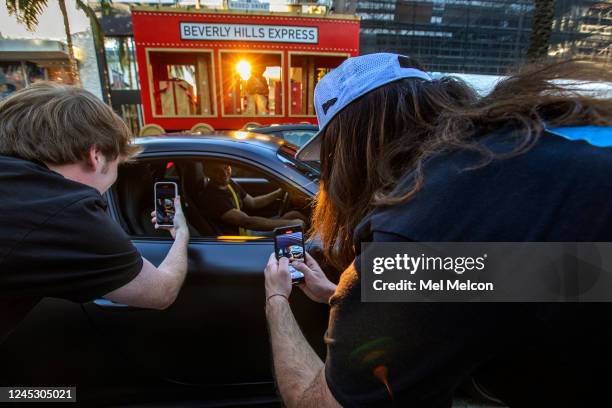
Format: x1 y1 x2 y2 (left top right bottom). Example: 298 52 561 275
85 146 101 171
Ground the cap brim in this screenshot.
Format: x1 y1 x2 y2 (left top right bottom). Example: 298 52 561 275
296 128 323 162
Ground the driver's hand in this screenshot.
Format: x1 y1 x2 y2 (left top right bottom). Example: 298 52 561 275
150 196 188 240
291 252 337 304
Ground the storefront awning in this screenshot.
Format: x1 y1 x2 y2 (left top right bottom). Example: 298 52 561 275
0 39 71 61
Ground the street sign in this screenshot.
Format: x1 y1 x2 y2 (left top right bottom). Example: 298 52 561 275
228 0 270 11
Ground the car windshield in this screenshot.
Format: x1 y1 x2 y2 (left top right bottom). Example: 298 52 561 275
277 144 320 181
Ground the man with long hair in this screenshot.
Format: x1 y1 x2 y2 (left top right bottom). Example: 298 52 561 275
264 54 612 407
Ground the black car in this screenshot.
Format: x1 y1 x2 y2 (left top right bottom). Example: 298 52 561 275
0 132 328 407
246 124 318 148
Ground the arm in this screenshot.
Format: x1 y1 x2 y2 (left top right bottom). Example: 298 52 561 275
267 297 340 408
265 255 341 408
104 196 189 309
243 188 283 210
221 208 302 231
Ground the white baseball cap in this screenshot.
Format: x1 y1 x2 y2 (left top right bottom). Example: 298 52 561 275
296 53 432 161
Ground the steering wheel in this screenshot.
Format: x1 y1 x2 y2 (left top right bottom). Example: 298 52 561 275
278 191 290 217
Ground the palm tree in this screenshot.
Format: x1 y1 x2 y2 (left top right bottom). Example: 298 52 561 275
527 0 557 62
6 0 102 85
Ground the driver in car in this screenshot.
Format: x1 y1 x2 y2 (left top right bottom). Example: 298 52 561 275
200 163 306 235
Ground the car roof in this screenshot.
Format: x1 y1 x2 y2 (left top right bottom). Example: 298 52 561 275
248 124 318 134
134 130 297 156
132 130 318 195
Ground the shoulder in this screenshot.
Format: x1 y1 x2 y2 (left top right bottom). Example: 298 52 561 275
0 155 103 235
0 154 101 201
40 193 117 236
232 180 247 195
514 127 612 193
60 193 108 217
201 184 232 213
30 193 136 257
541 126 612 170
546 126 612 149
481 125 612 168
354 126 612 243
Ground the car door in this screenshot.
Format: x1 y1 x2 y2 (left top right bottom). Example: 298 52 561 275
80 151 329 400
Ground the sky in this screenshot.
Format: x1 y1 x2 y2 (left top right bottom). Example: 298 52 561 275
0 1 91 40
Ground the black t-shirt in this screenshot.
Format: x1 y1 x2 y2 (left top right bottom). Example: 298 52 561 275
324 129 612 407
199 181 247 235
0 155 143 342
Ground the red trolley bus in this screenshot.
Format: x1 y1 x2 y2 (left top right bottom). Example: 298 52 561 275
131 6 360 134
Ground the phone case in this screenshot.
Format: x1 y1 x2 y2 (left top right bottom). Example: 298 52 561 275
154 182 178 227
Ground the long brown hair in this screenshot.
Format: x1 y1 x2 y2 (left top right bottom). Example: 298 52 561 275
312 59 612 270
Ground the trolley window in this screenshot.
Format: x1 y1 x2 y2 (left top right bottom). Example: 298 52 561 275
147 50 216 117
289 54 347 117
220 51 283 117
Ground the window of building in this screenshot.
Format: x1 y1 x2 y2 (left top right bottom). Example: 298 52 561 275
104 37 139 90
289 54 347 116
39 61 72 84
0 61 72 100
148 50 216 117
0 62 26 99
220 51 283 117
23 62 45 83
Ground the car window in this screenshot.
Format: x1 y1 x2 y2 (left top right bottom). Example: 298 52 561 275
281 130 317 147
114 157 311 239
230 166 261 179
277 144 320 180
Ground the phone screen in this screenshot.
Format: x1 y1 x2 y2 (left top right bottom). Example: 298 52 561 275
274 226 305 284
155 182 177 227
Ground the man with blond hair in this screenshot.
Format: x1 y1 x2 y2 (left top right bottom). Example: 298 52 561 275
0 82 190 343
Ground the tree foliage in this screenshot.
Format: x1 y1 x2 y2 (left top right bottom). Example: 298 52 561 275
6 0 49 32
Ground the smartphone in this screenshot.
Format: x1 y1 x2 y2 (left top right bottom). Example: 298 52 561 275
273 225 306 285
154 182 178 227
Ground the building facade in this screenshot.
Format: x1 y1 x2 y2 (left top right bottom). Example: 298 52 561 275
336 0 611 75
0 38 76 99
0 29 104 102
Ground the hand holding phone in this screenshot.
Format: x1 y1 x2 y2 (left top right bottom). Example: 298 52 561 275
273 225 306 285
154 182 178 227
